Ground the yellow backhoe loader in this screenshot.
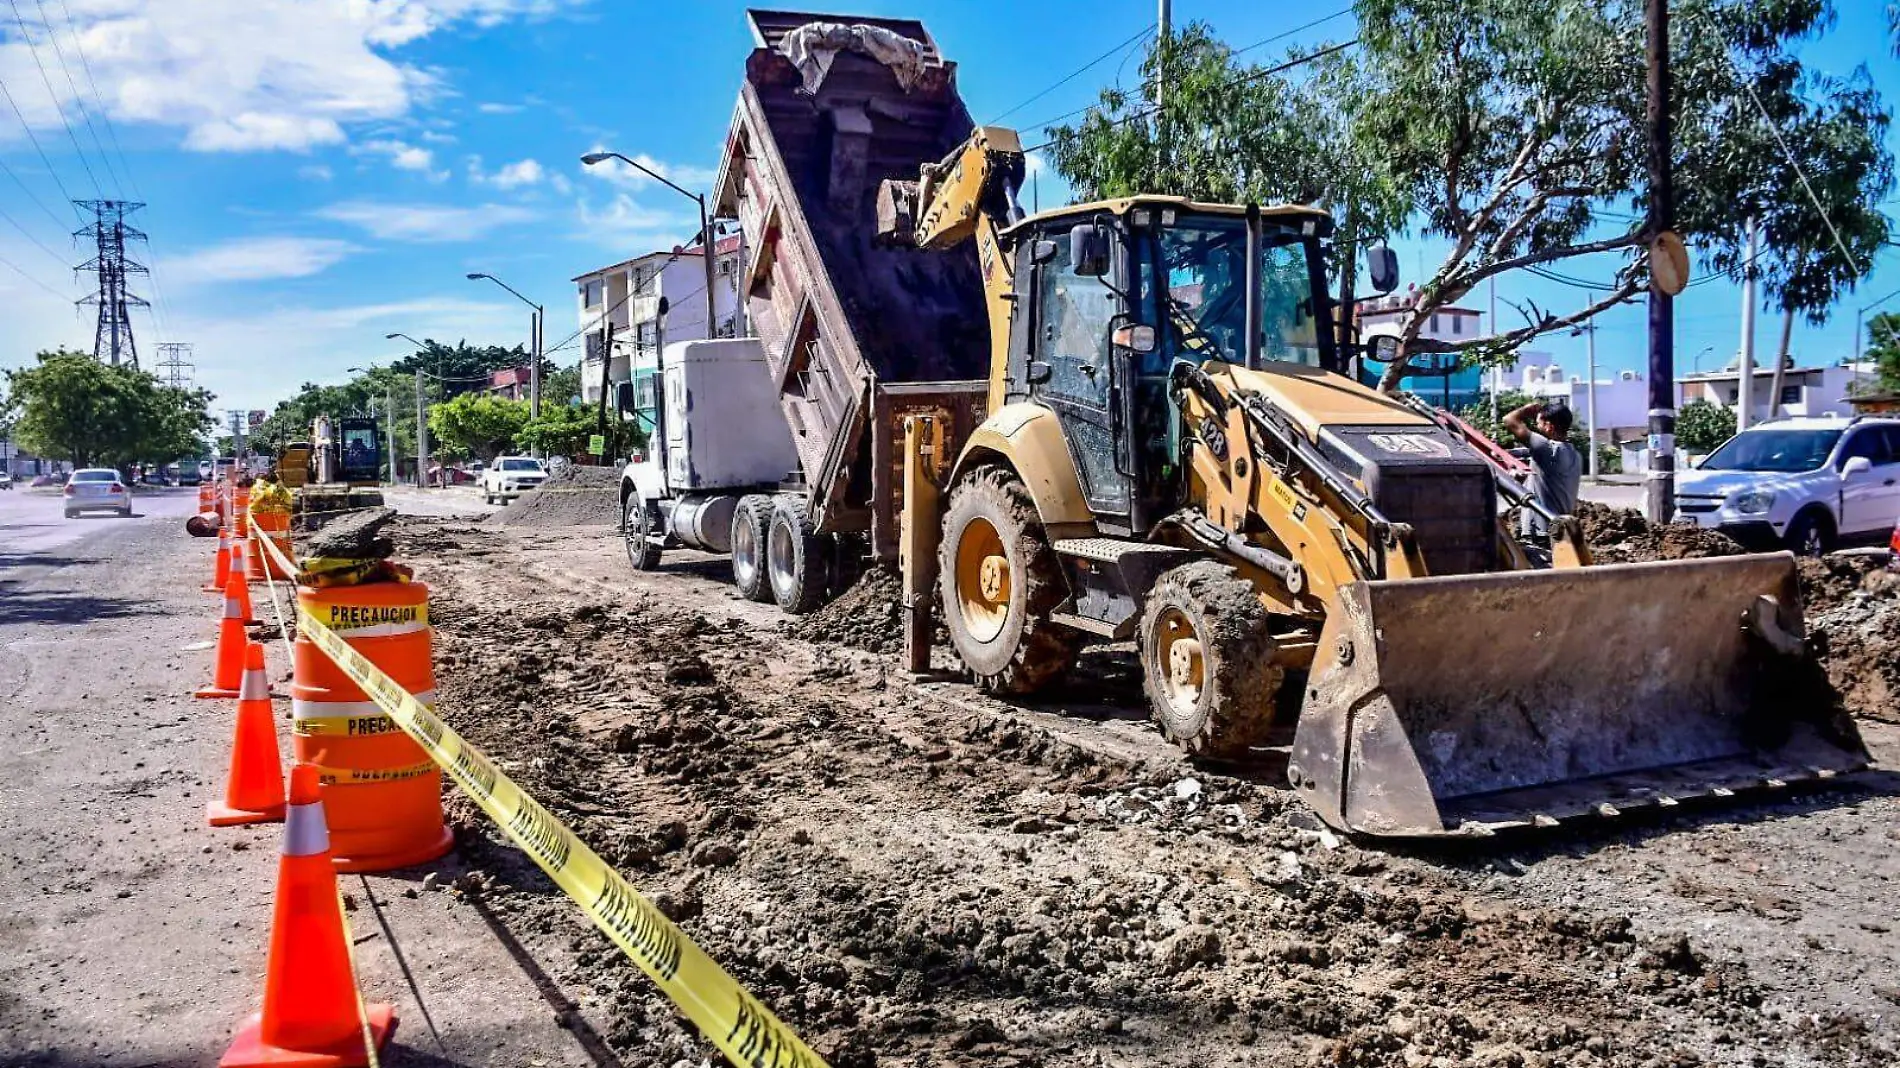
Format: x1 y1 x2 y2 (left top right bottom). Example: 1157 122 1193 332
883 127 1867 837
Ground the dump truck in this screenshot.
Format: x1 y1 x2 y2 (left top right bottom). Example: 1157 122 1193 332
616 10 989 611
870 125 1869 836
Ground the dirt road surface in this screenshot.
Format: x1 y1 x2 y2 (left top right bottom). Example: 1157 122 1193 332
6 496 1896 1068
0 490 601 1067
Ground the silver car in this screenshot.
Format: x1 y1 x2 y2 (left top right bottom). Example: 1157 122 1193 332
64 468 133 518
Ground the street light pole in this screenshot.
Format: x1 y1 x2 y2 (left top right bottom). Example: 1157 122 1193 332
580 152 719 338
467 273 545 419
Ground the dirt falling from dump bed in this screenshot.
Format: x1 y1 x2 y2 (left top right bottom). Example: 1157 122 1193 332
403 524 1892 1068
783 566 907 653
487 462 622 528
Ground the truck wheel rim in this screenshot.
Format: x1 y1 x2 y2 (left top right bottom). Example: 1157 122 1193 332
623 499 646 559
954 517 1009 643
768 518 797 595
733 512 759 584
1152 607 1205 718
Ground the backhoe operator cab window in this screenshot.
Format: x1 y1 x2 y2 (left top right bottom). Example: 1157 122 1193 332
1134 212 1329 372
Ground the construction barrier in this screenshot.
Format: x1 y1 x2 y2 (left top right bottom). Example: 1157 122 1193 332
291 580 451 873
222 763 396 1067
208 640 288 827
196 574 254 700
248 483 295 581
249 530 830 1068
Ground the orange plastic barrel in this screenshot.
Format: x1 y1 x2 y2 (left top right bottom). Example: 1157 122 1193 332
232 487 251 539
248 509 292 580
290 581 451 873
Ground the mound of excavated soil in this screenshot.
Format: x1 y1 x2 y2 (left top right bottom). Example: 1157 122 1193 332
784 566 905 653
488 463 621 528
1574 500 1745 562
1808 569 1900 724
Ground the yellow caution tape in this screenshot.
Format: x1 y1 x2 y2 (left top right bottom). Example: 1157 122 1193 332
276 559 827 1068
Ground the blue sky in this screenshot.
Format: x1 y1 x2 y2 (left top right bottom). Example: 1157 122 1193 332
1 1 1897 415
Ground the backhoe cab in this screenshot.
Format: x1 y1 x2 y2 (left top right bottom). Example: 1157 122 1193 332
887 135 1866 838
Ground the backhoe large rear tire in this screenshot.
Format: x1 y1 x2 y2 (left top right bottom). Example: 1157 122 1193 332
938 466 1079 695
1139 561 1282 759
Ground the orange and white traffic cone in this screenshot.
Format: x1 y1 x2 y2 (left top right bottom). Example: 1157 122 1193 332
204 528 231 593
196 575 251 699
208 642 287 827
221 764 397 1068
226 541 256 625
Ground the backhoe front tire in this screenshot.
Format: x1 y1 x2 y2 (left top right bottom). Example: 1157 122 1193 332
1139 561 1282 759
938 466 1079 695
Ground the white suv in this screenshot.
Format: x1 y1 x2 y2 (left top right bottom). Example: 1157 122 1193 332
1674 416 1900 554
480 456 547 503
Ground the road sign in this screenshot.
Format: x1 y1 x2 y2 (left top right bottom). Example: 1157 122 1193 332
587 434 606 455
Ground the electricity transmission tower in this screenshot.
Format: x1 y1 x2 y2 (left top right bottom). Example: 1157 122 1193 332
74 200 150 369
155 342 195 389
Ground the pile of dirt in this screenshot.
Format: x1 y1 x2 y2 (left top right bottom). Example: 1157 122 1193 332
488 463 621 528
1574 500 1745 563
784 566 906 653
408 549 1896 1068
1807 566 1900 724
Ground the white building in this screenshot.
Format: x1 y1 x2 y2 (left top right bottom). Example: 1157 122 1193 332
572 234 745 424
1675 359 1870 425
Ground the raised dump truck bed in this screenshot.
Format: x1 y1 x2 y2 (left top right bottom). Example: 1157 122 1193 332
712 9 988 562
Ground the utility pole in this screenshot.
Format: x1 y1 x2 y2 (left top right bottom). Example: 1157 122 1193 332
1642 0 1677 524
596 319 614 455
75 200 151 368
385 384 397 484
1584 320 1599 479
531 308 544 418
415 370 428 489
1767 306 1794 420
1737 216 1757 431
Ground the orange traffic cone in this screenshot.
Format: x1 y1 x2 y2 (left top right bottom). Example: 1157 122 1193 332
196 575 251 699
227 541 256 625
208 642 287 827
204 528 231 593
221 764 397 1068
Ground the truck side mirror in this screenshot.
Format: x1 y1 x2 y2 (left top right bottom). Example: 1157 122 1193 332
1070 223 1110 277
1366 243 1399 295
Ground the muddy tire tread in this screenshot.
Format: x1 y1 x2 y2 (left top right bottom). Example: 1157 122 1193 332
938 465 1079 695
1139 560 1282 759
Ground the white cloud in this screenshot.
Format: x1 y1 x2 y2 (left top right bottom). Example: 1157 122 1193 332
356 137 446 179
315 199 539 242
0 0 584 154
574 193 693 251
298 163 334 182
468 157 544 190
164 236 361 284
580 149 718 192
477 101 525 114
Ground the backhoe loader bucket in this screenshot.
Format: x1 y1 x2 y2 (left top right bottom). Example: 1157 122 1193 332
1288 553 1869 837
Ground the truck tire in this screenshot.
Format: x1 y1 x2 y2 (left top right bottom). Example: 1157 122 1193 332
767 495 829 614
1784 507 1834 557
1138 560 1282 759
730 495 775 603
623 492 663 571
937 465 1079 694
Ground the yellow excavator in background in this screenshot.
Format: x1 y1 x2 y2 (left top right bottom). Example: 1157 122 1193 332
882 127 1867 837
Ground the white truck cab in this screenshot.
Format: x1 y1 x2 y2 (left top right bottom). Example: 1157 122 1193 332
1674 415 1900 554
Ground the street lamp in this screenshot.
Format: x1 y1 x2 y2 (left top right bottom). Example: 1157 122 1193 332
580 151 719 338
466 272 544 418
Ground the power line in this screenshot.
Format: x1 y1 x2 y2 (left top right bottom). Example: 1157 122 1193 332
1739 80 1862 278
0 198 69 265
30 0 121 195
1023 38 1359 153
0 247 65 297
6 0 102 195
988 24 1154 125
0 152 68 229
51 0 138 199
0 75 80 210
1231 7 1355 57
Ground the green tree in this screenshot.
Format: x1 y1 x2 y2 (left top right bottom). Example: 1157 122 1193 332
1675 398 1738 453
1866 310 1900 392
4 350 214 469
387 339 531 398
1048 3 1893 391
542 364 583 406
427 393 531 461
514 404 647 461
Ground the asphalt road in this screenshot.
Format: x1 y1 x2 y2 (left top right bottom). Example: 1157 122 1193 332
0 489 598 1066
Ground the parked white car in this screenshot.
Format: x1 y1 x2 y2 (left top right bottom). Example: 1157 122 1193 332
1674 415 1900 554
63 468 133 518
480 456 547 503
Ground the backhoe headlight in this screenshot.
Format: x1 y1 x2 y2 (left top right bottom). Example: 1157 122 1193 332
1732 489 1775 515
